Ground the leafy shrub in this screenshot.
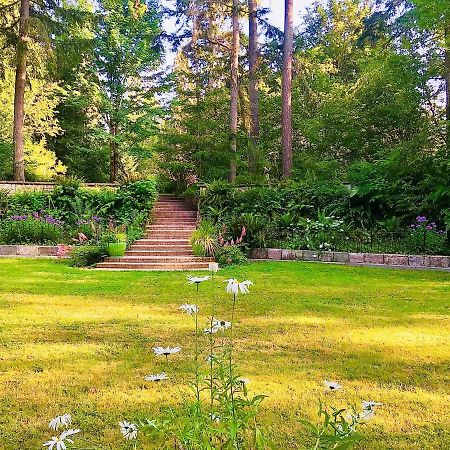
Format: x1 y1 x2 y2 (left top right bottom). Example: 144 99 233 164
69 245 106 267
0 180 158 246
0 215 64 244
6 191 50 216
113 180 158 224
216 246 248 266
0 189 9 218
190 220 218 257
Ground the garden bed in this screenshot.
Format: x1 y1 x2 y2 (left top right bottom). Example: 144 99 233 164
251 248 450 269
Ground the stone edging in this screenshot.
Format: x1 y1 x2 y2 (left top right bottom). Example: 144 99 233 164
0 245 59 257
250 249 450 269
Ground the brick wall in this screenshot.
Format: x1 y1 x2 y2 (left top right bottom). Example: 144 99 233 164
251 249 450 269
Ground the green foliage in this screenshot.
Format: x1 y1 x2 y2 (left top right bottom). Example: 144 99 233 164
216 246 248 266
0 216 64 245
300 402 363 450
190 220 219 257
0 180 158 245
5 191 50 216
198 182 449 255
69 245 106 267
140 274 269 449
113 180 158 224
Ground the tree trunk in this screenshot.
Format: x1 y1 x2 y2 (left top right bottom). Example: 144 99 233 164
281 0 293 178
109 122 118 182
229 0 240 182
445 35 449 147
12 0 30 182
248 0 259 173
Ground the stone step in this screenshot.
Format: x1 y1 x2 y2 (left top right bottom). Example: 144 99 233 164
154 209 193 213
134 239 191 245
105 256 213 263
154 206 189 210
147 226 194 231
127 250 194 256
131 243 192 250
97 261 211 271
154 210 196 215
146 229 194 235
152 218 197 223
147 225 197 230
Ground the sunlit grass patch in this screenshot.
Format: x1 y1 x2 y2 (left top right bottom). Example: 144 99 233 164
0 259 449 449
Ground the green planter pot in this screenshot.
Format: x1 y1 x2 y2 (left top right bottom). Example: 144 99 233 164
107 242 127 257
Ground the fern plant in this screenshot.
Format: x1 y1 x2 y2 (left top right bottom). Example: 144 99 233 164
190 220 219 257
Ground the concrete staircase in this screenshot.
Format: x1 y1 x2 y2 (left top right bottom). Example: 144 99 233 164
97 195 214 271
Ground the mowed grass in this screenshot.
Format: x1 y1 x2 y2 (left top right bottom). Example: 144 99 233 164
0 259 449 449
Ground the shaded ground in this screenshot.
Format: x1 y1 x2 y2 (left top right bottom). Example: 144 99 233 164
0 259 449 449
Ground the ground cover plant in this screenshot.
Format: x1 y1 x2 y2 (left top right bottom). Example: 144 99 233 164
0 259 448 449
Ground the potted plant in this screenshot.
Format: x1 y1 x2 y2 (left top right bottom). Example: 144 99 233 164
104 224 127 257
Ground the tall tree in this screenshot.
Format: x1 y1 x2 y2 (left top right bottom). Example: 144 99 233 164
229 0 240 182
281 0 293 178
248 0 259 173
12 0 29 181
94 0 161 182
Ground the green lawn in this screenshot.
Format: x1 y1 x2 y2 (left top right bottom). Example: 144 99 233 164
0 259 449 449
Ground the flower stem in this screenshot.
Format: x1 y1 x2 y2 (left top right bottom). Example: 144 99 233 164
210 272 216 413
229 293 237 421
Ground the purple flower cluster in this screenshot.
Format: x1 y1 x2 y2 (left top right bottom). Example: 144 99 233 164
76 216 102 226
9 212 64 227
410 216 446 235
44 215 64 226
10 215 29 221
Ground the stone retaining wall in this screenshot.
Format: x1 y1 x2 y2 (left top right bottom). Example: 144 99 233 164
251 249 450 269
0 245 59 257
0 181 115 193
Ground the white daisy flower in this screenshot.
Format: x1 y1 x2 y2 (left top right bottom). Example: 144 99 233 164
238 280 253 294
359 408 375 421
336 423 356 434
119 421 138 440
362 400 383 410
49 414 72 431
238 377 250 385
144 373 168 382
324 380 342 391
224 279 253 295
152 346 181 357
204 318 232 334
209 262 219 273
187 275 211 284
179 304 199 315
43 429 80 450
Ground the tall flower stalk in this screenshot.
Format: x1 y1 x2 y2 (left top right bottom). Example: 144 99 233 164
186 276 210 407
209 265 218 413
223 279 253 431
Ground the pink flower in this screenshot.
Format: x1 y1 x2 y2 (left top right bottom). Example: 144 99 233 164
56 244 72 258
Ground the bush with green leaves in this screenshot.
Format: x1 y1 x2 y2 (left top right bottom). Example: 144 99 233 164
0 179 158 246
69 245 106 267
216 246 248 266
